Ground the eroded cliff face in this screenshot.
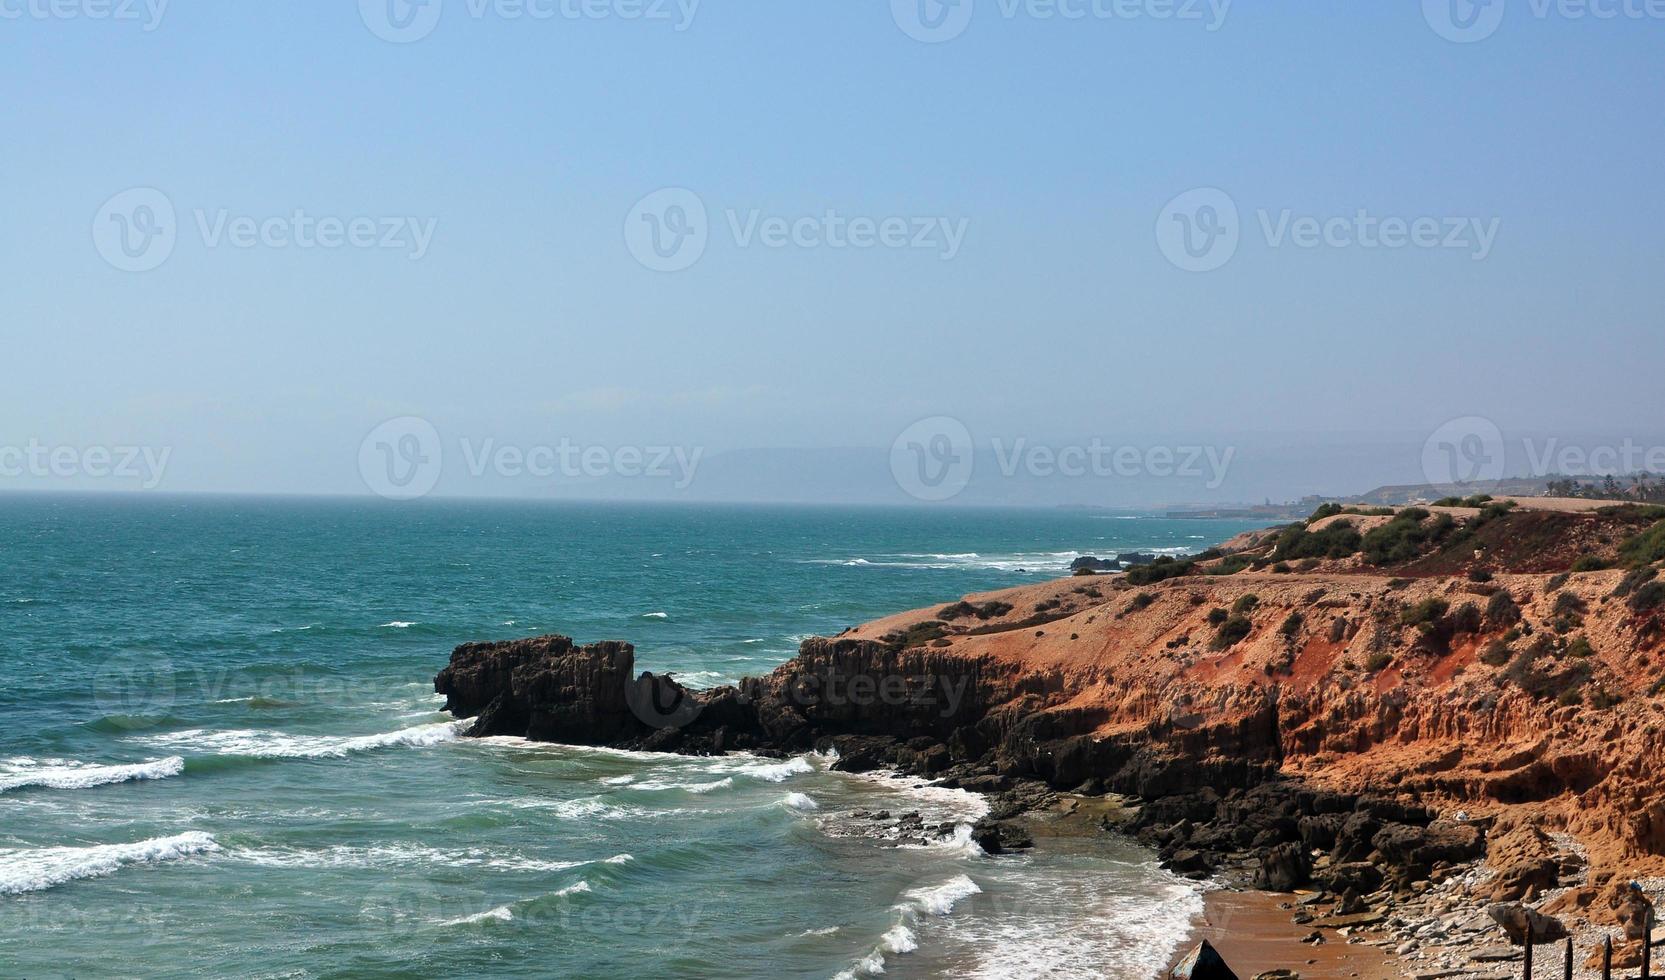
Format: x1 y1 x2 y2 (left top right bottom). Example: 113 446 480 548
435 503 1665 883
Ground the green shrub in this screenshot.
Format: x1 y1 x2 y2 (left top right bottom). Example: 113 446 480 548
938 600 1014 621
1613 567 1658 598
1365 653 1393 673
884 621 947 649
1571 556 1611 573
1630 580 1665 614
1126 557 1195 586
1272 562 1292 573
1485 589 1521 628
1309 502 1344 521
1479 640 1511 666
1207 555 1253 576
1127 592 1156 613
1386 578 1413 590
1621 519 1665 566
1468 568 1493 583
1361 511 1444 565
1553 592 1588 618
1545 573 1571 594
1206 607 1228 626
1232 594 1260 615
1450 602 1483 634
1280 611 1304 638
1272 520 1362 561
1565 635 1594 658
1401 598 1450 629
1211 616 1253 650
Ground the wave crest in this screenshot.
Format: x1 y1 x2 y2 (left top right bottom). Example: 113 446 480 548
0 757 183 794
0 832 219 896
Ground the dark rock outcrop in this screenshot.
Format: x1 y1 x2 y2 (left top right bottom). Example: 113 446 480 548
433 632 1491 898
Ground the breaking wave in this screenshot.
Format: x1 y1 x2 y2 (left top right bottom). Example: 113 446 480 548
0 832 220 896
0 756 183 794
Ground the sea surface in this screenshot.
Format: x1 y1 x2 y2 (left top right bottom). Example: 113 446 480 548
0 495 1274 979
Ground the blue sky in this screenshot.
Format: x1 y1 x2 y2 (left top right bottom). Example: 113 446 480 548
3 2 1663 501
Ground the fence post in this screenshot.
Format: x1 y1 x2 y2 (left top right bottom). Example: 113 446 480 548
1606 934 1614 980
1565 935 1573 980
1643 905 1653 980
1525 918 1534 978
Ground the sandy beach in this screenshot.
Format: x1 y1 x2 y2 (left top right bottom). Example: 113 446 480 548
1175 890 1401 978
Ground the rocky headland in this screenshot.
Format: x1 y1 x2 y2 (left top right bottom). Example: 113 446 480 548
435 496 1665 977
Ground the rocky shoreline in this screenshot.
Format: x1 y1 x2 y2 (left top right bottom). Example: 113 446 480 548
431 632 1600 977
433 499 1665 977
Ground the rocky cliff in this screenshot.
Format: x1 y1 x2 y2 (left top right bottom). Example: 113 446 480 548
434 498 1665 958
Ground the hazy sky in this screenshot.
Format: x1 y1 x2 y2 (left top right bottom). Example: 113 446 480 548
4 3 1663 503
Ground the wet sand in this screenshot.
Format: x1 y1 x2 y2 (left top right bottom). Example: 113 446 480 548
1173 889 1402 979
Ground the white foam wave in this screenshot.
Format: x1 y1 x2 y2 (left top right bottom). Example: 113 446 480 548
599 774 635 785
641 611 668 619
554 880 591 896
898 874 981 916
631 777 733 794
379 621 417 629
0 757 183 793
898 822 984 858
880 924 919 954
803 551 1090 574
0 832 220 896
444 905 515 926
840 770 990 824
782 792 819 811
227 843 629 873
138 721 464 760
950 874 1204 978
736 756 813 783
837 875 981 979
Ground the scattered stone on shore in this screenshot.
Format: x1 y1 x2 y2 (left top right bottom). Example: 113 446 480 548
1485 900 1567 944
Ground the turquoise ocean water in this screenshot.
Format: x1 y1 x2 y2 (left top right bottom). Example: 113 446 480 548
0 496 1273 979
